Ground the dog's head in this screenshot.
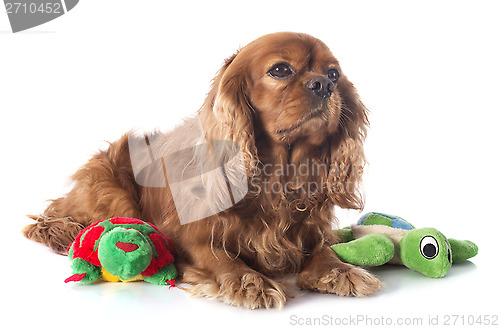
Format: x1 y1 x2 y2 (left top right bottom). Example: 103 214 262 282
200 32 369 209
245 32 355 145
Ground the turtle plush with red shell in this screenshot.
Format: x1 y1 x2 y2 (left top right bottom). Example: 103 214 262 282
65 217 177 286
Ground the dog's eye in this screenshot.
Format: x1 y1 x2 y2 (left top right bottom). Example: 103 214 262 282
326 68 340 82
268 63 294 79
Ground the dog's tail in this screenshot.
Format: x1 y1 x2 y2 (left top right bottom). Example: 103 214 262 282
22 211 84 255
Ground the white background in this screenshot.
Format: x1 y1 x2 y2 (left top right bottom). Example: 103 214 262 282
1 1 499 328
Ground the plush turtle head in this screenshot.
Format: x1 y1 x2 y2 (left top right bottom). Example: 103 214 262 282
398 228 452 278
97 227 153 280
399 228 460 277
398 228 479 278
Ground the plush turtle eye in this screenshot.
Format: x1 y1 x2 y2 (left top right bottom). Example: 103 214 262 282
268 63 294 79
446 242 451 263
420 236 439 259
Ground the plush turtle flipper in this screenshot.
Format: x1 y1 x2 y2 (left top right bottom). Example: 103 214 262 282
331 233 395 267
65 258 101 283
448 239 478 263
333 227 355 243
143 263 177 286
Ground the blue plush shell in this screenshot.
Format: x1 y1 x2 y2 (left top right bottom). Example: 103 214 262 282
357 212 415 230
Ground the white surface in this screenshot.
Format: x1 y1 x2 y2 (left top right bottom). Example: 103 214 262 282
1 1 499 328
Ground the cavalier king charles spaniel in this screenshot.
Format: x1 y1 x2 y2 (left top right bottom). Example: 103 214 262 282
24 32 381 309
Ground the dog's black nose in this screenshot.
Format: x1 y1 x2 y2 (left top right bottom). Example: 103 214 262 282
306 76 334 99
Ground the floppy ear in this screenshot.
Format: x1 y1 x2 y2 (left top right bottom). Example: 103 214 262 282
336 76 369 141
198 51 258 176
328 76 369 210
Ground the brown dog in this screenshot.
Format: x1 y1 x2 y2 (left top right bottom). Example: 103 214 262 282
24 32 381 309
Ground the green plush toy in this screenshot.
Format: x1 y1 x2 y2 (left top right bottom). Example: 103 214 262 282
65 217 177 286
331 212 478 278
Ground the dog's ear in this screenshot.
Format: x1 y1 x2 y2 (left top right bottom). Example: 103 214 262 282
336 75 369 141
199 51 258 177
327 75 369 210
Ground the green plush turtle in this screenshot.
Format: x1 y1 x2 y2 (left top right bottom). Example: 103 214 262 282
331 212 478 278
65 217 177 286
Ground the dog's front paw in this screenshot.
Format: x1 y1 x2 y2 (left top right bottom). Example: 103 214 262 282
217 272 288 309
298 264 382 297
183 266 288 309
